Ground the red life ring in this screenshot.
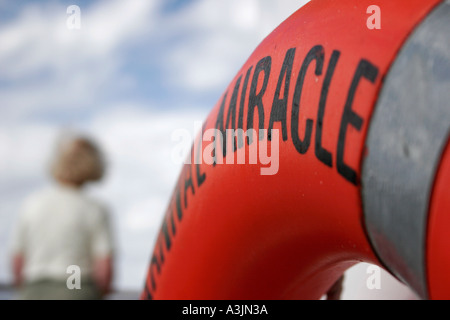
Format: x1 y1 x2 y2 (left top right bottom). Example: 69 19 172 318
142 0 450 299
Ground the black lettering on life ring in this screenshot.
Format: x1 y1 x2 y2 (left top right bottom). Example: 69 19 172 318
144 44 380 298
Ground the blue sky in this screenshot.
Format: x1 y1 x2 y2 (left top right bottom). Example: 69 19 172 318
0 0 309 291
0 0 308 124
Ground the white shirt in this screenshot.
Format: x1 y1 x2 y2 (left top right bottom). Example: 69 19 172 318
10 183 114 282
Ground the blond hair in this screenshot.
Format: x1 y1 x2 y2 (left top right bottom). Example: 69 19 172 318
50 136 105 185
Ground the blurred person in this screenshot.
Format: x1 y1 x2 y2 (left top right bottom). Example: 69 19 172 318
9 135 114 300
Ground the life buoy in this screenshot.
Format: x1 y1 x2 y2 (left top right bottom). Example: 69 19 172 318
142 0 450 299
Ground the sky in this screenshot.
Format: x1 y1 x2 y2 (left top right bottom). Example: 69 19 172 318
0 0 312 292
0 0 417 299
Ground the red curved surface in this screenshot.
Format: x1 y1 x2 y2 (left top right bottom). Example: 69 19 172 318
142 0 442 299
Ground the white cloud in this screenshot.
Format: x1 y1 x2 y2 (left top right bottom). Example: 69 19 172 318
0 0 311 122
0 0 158 122
82 0 157 54
0 0 156 78
162 0 310 91
0 123 58 181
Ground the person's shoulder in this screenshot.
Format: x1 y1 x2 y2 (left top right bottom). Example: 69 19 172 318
19 185 55 218
81 193 110 217
23 185 55 207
